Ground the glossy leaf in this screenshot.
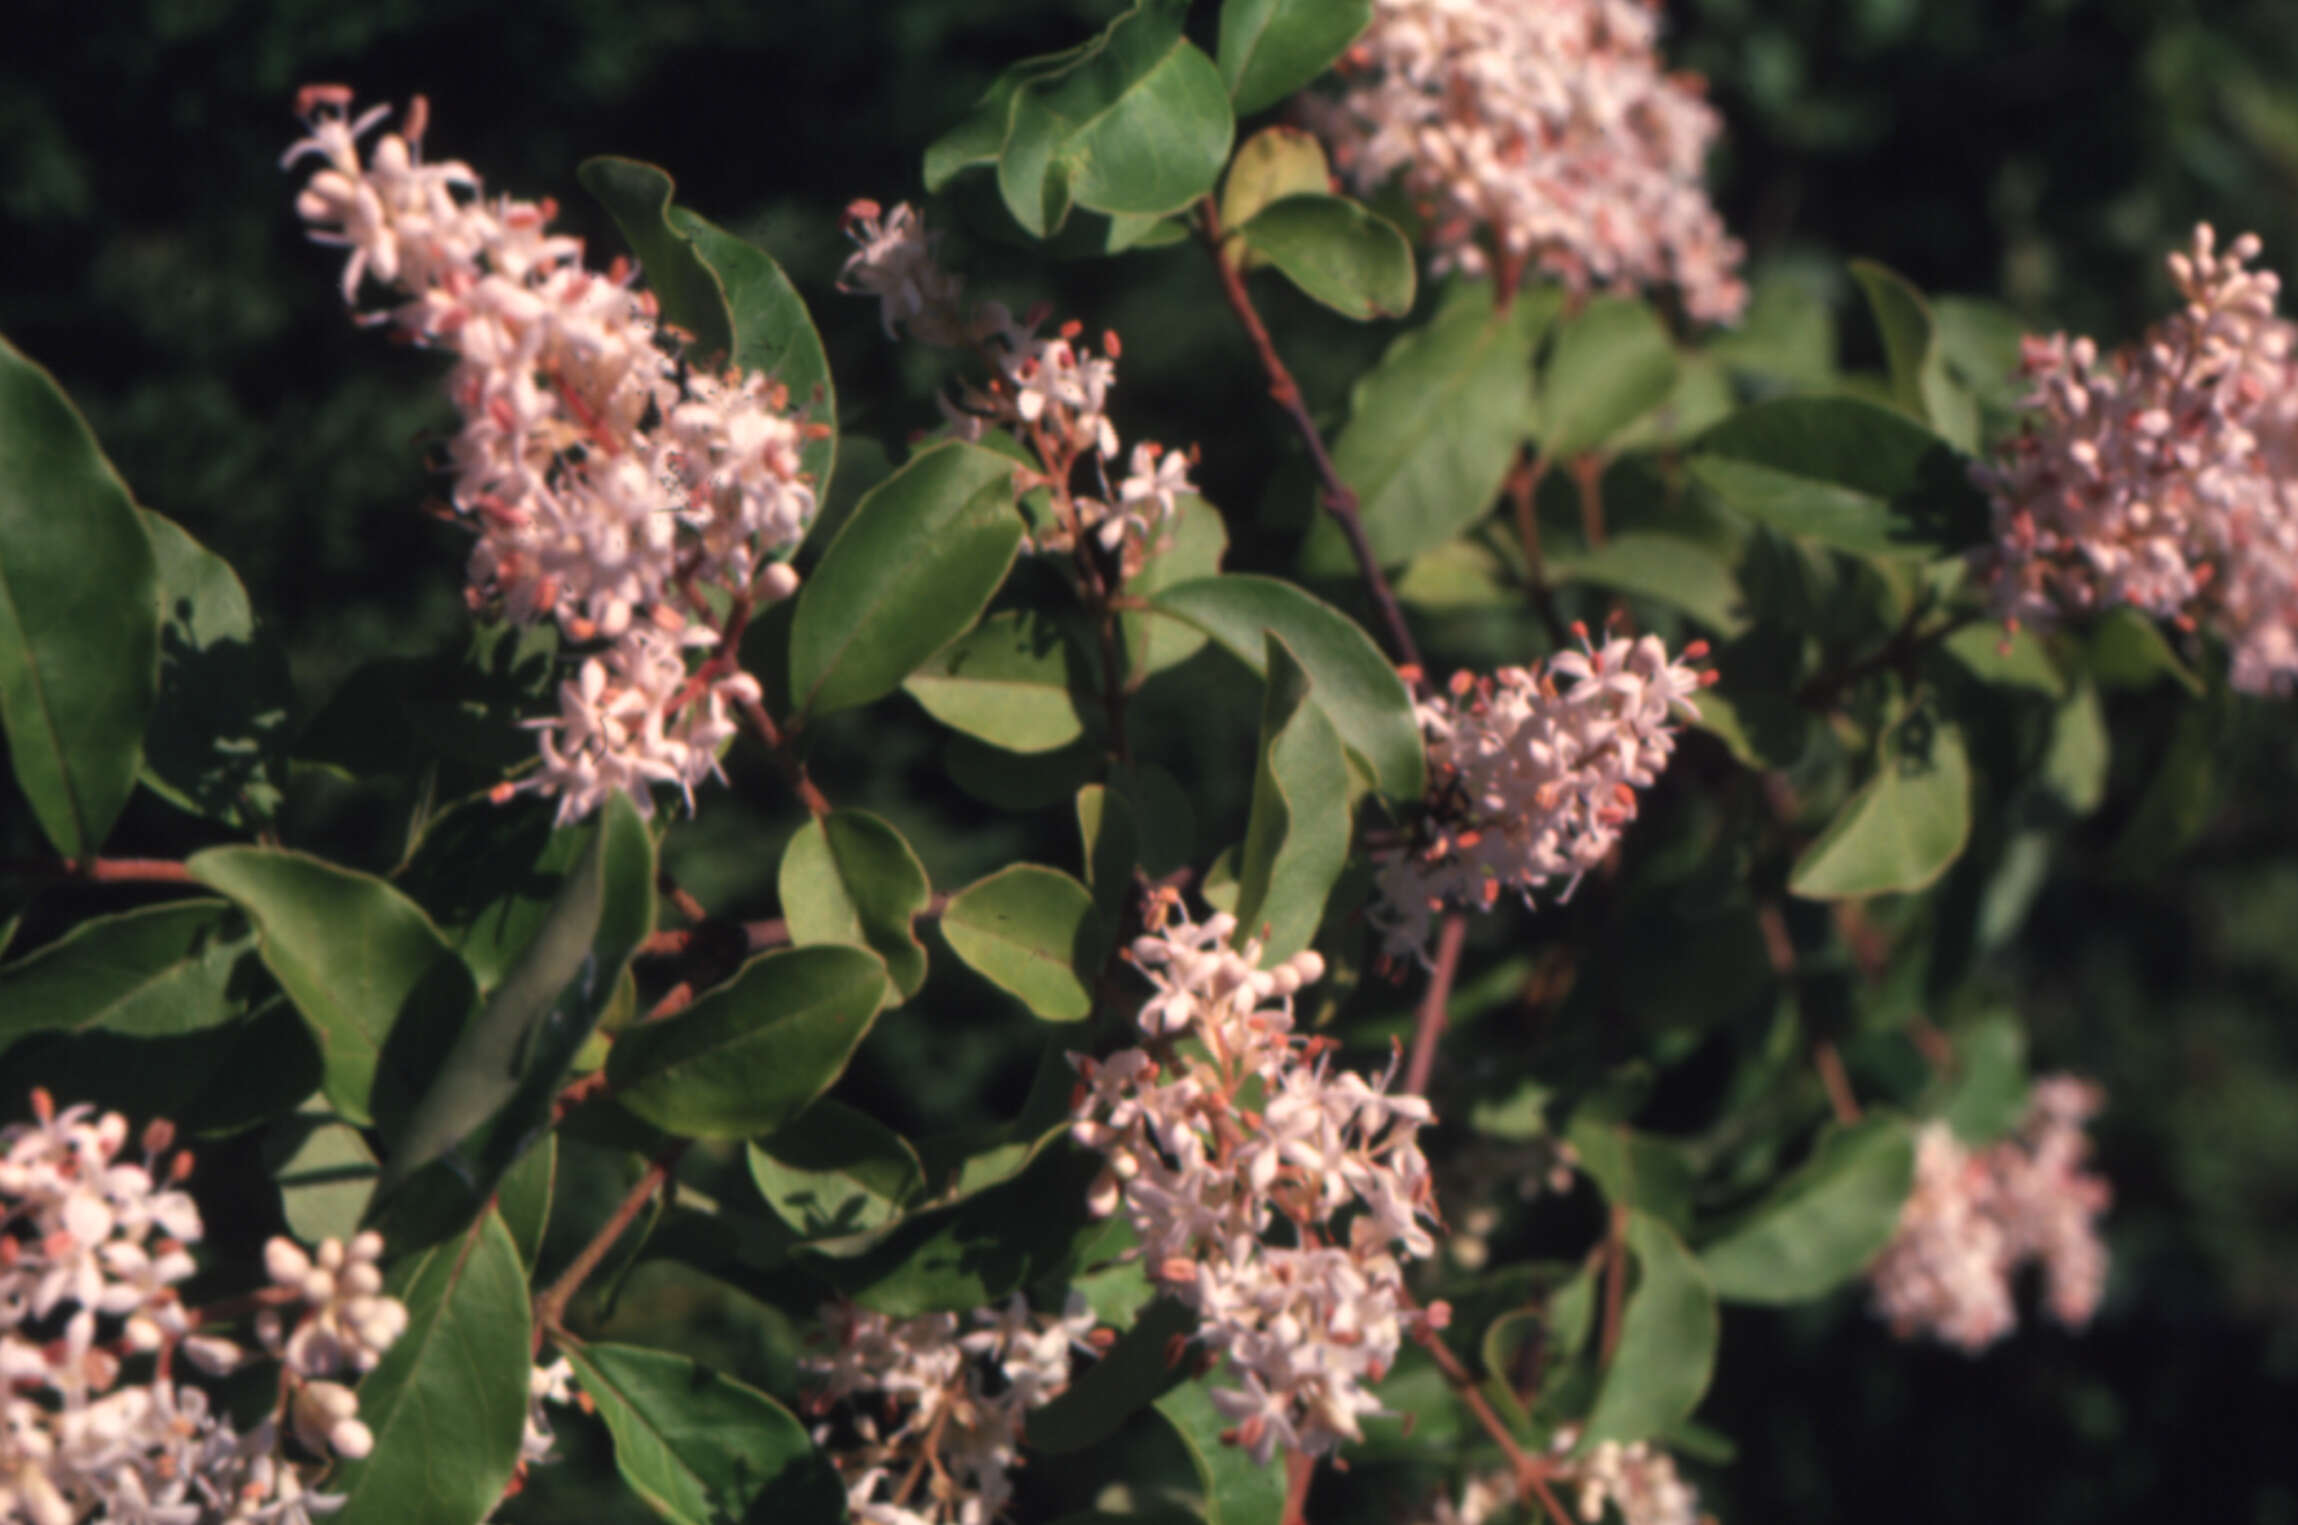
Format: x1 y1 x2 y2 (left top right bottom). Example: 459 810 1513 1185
1157 1380 1288 1525
270 1108 379 1247
1219 126 1331 234
1789 716 1972 899
498 1132 556 1273
1147 574 1424 800
1938 1015 2030 1145
2087 606 2204 695
1306 280 1552 571
0 335 159 858
1850 259 1979 452
1231 634 1352 962
1544 532 1749 637
0 900 260 1048
789 440 1022 717
140 510 291 828
780 809 933 1000
1580 1213 1719 1447
1034 1298 1197 1453
903 609 1096 754
1700 1118 1916 1303
747 1097 926 1241
1536 296 1680 458
609 945 889 1139
394 794 585 993
939 864 1107 1022
567 1342 833 1525
1123 495 1228 680
332 1210 529 1525
376 793 654 1221
1236 194 1416 320
1687 397 1988 559
578 157 834 483
1218 0 1373 113
188 847 478 1130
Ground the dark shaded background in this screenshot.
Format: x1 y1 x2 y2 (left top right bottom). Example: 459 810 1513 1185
5 2 2297 1521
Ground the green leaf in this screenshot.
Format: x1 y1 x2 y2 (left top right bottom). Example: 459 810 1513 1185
939 864 1108 1022
139 510 291 828
1937 1014 2029 1145
270 1108 380 1247
1033 1298 1197 1453
2086 606 2204 695
1123 496 1228 680
1849 260 1979 452
1686 397 1988 559
1231 634 1352 962
1147 574 1424 801
1566 1118 1697 1236
1536 296 1680 458
780 809 933 1000
2041 681 2109 815
374 793 654 1225
1580 1213 1719 1447
0 900 261 1048
1219 126 1332 234
566 1342 834 1525
1305 279 1553 571
747 1097 926 1241
394 795 585 993
498 1132 556 1273
1699 1118 1916 1304
1788 714 1973 899
0 335 159 858
1943 621 2064 696
1236 194 1416 320
609 945 889 1139
188 847 478 1130
577 158 834 483
1156 1380 1288 1525
789 440 1022 717
1543 532 1749 637
332 1210 529 1525
2110 687 2226 874
1218 0 1373 113
1040 2 1236 220
903 609 1097 754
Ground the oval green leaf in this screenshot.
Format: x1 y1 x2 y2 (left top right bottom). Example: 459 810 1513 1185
0 335 159 858
1699 1117 1917 1304
609 944 890 1139
939 864 1107 1022
0 900 260 1049
1536 296 1680 459
747 1096 926 1241
1850 259 1978 452
1580 1213 1719 1447
1236 193 1416 320
780 809 931 1002
140 509 291 828
902 609 1097 754
1231 633 1352 962
1218 0 1374 114
1156 1380 1288 1525
1219 126 1332 234
1788 717 1973 899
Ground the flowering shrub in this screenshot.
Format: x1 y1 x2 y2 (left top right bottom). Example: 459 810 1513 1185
12 1 2283 1521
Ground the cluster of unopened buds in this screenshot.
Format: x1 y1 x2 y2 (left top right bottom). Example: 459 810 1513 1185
0 1094 409 1525
1372 629 1710 966
1305 0 1746 321
1428 1431 1703 1525
284 86 819 824
801 1296 1097 1525
1977 223 2298 695
839 200 1195 576
1068 896 1441 1462
1868 1075 2112 1353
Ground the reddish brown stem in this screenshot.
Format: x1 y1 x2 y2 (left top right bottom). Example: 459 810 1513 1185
532 1142 688 1346
1506 450 1569 648
1411 1319 1568 1525
1282 1450 1316 1525
735 695 832 818
1198 200 1422 679
0 857 195 885
1403 913 1468 1097
1569 455 1608 549
1815 1040 1863 1126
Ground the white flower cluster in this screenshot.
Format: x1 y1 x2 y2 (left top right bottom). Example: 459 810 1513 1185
1069 900 1440 1463
1307 0 1747 322
802 1296 1096 1525
1977 223 2298 695
0 1095 409 1525
1371 631 1709 966
1428 1432 1702 1525
838 201 1194 573
1868 1075 2112 1353
284 86 818 823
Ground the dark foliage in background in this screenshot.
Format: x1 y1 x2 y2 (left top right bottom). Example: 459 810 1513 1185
4 3 2295 1521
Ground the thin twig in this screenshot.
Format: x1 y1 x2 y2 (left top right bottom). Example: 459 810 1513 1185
1569 455 1608 549
531 1142 688 1346
1403 913 1468 1097
1410 1317 1569 1525
1506 450 1569 648
735 696 833 818
1197 199 1422 678
0 857 195 885
1282 1450 1316 1525
1815 1040 1862 1126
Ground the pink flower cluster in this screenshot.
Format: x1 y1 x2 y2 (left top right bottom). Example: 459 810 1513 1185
1868 1076 2112 1353
839 201 1194 574
1306 0 1746 321
1372 631 1708 965
1428 1432 1701 1525
802 1296 1096 1525
1069 899 1440 1463
285 88 819 823
0 1095 409 1525
1977 224 2298 694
